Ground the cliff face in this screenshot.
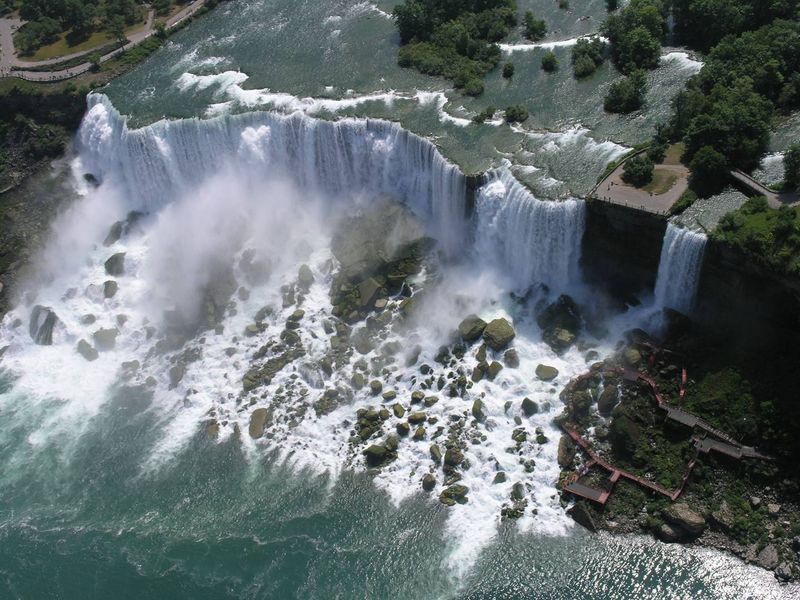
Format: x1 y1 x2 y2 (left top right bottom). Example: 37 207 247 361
696 241 800 344
580 200 667 301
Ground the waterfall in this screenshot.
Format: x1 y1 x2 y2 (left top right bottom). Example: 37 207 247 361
654 223 707 313
474 169 585 291
77 94 468 256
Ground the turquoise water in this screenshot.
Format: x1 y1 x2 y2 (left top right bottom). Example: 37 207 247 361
0 1 798 598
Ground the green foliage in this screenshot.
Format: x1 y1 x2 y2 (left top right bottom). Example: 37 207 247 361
571 36 606 79
688 145 729 197
784 143 800 190
558 0 569 9
669 189 697 216
502 62 514 78
685 369 759 442
604 70 647 113
606 0 619 10
504 104 528 123
393 0 517 95
622 154 654 187
472 106 496 124
713 197 800 276
604 0 666 74
523 11 546 41
541 51 558 72
15 17 61 54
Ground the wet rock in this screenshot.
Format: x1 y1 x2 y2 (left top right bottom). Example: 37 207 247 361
76 339 99 362
169 363 185 389
369 380 383 395
439 484 468 506
663 503 706 537
408 412 426 425
423 395 438 407
623 347 641 367
422 473 436 492
535 364 559 381
757 544 779 570
656 522 683 543
249 407 272 438
486 361 503 380
521 397 538 416
392 403 405 418
298 264 314 291
444 448 463 468
511 482 525 501
382 390 397 402
29 305 59 345
458 314 487 342
471 399 485 421
411 391 425 404
396 422 410 436
93 327 118 351
413 427 426 440
767 503 781 516
430 444 442 464
775 562 794 582
206 420 220 438
504 348 519 368
103 280 118 299
352 372 365 390
492 472 507 484
104 252 126 276
363 444 389 467
568 502 597 532
598 384 618 415
537 295 581 354
482 318 515 351
557 435 575 468
710 500 735 532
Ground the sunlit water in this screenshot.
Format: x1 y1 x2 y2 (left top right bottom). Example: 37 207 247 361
0 1 797 598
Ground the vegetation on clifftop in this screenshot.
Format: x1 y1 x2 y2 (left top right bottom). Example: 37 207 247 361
393 0 517 96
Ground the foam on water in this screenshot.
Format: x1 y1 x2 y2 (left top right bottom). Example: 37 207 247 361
2 95 602 575
499 36 609 54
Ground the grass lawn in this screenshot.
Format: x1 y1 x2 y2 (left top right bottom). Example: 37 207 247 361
15 10 149 62
663 142 686 166
643 167 679 194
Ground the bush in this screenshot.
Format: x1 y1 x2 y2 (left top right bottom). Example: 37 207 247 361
541 51 558 72
669 189 697 216
622 155 654 187
472 106 496 124
502 62 514 78
689 145 729 197
523 11 547 41
604 70 647 113
505 104 529 123
571 36 606 79
784 143 800 190
606 0 619 10
604 0 666 74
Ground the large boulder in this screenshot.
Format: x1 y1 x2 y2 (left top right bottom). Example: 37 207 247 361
298 264 314 291
458 315 487 342
557 435 575 468
757 544 779 570
104 252 126 276
249 407 272 438
663 502 706 537
537 295 581 354
597 384 618 416
93 328 118 351
521 397 539 416
29 305 58 345
483 318 515 351
76 339 99 362
535 364 559 381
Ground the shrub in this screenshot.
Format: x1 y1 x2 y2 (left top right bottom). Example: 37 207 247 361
784 143 800 190
505 104 529 123
472 106 496 123
622 155 654 187
523 11 547 41
541 51 558 72
604 70 647 113
502 62 514 78
571 36 606 79
689 145 729 197
669 190 697 216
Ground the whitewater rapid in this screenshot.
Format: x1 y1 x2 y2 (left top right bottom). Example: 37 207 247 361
654 223 707 314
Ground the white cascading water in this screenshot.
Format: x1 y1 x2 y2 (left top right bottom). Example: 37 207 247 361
654 222 707 314
79 94 468 256
474 168 585 291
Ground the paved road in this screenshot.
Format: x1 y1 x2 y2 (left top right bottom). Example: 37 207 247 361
730 169 799 208
1 1 206 81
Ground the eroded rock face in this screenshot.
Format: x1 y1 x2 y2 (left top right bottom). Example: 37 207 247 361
482 318 515 351
249 407 272 439
537 295 581 354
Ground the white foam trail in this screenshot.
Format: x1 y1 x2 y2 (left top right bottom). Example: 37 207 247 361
660 51 703 72
474 168 586 291
654 223 707 313
521 125 630 164
500 36 608 54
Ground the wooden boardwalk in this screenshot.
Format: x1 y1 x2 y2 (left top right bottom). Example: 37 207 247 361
560 362 772 505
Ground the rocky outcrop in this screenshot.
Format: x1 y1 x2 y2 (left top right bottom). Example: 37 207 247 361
104 252 125 276
458 314 487 342
535 364 559 381
662 503 706 538
537 295 581 354
249 407 272 438
482 318 515 350
76 339 98 361
29 305 58 345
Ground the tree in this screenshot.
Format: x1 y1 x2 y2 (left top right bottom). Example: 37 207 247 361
107 15 127 42
523 11 546 41
541 51 558 72
604 70 647 113
784 144 800 190
622 154 654 187
505 104 529 123
502 62 514 78
604 0 666 73
571 36 606 78
689 145 729 197
606 0 619 10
